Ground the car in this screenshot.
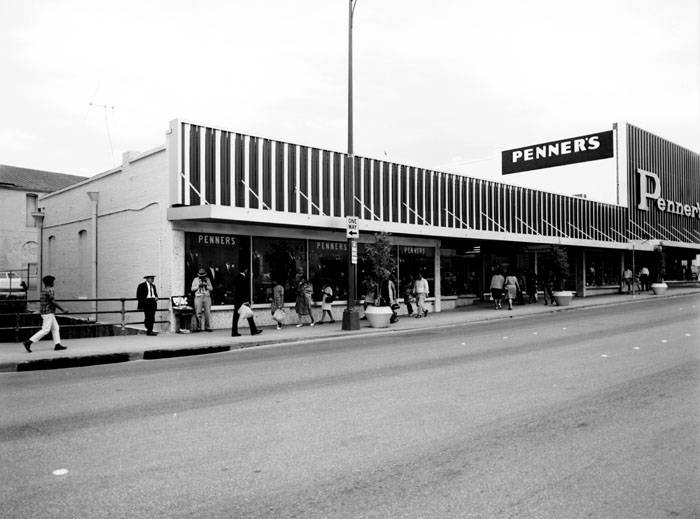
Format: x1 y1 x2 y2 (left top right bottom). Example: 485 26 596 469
0 272 27 294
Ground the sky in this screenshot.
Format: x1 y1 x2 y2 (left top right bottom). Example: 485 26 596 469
1 0 698 203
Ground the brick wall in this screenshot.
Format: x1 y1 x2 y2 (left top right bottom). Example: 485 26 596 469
39 149 175 325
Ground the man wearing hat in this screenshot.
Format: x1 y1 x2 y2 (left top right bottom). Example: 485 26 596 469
190 268 213 332
23 275 66 352
136 274 159 336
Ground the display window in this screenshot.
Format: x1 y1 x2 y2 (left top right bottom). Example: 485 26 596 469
309 240 348 301
398 245 434 297
185 233 250 305
252 237 306 304
587 250 621 286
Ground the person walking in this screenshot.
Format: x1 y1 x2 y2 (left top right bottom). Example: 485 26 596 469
23 275 67 352
489 269 505 309
413 272 430 318
270 279 285 330
543 270 557 305
526 270 538 303
639 266 650 292
136 274 159 336
231 268 262 336
319 283 335 324
295 277 315 327
622 267 633 293
402 277 414 316
191 268 213 332
504 270 520 311
379 272 400 324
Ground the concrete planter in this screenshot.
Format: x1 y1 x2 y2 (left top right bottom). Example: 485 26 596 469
553 291 574 306
651 282 668 295
364 305 393 328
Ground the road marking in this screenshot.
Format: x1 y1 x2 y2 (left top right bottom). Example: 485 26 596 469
562 327 567 330
601 354 608 358
532 332 538 335
502 336 509 340
633 346 640 350
461 342 466 346
52 469 68 476
685 333 692 337
661 339 668 343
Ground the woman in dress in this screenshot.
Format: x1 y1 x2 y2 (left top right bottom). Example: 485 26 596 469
270 279 285 330
319 284 335 324
295 277 315 327
504 269 520 311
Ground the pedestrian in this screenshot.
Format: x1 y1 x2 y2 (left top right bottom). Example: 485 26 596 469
23 275 67 352
489 269 505 309
136 274 159 336
231 268 262 336
526 270 538 303
271 279 285 330
622 267 633 293
378 272 399 323
295 277 315 327
402 277 414 316
504 270 520 311
319 283 335 324
413 272 430 318
543 270 557 305
191 268 213 332
639 266 650 292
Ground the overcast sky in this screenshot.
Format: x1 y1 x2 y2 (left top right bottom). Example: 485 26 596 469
1 0 698 202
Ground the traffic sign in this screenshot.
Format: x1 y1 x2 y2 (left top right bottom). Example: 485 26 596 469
346 216 359 239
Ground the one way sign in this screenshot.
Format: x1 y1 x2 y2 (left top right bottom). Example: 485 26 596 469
346 216 359 239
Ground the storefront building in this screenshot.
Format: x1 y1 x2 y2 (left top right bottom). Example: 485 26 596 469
38 120 700 329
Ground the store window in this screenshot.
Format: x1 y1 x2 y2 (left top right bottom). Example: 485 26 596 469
185 233 250 305
309 240 348 301
440 244 481 296
252 237 306 304
586 250 620 286
398 245 434 297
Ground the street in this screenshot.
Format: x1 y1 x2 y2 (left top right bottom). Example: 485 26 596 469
1 295 699 518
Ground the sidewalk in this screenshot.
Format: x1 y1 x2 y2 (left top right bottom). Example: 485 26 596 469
2 288 699 372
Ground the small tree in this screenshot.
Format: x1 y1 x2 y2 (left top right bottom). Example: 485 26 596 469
546 245 570 291
360 232 396 306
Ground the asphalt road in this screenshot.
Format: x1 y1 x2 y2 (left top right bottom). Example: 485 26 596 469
2 295 699 518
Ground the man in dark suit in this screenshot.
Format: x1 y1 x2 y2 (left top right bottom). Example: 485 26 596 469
136 275 159 336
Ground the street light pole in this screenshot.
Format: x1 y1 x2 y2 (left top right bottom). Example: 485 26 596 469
342 0 360 330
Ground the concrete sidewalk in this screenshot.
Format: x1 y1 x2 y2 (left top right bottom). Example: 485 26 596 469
3 288 699 372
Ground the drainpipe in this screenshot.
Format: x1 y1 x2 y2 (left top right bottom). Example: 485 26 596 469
87 192 99 321
31 210 45 300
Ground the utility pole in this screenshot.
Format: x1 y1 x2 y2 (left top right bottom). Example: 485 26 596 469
342 0 360 331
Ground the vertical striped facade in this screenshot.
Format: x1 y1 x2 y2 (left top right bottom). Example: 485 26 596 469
172 120 699 249
626 124 700 244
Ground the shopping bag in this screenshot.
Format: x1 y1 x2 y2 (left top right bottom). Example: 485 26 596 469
272 308 286 323
238 304 254 320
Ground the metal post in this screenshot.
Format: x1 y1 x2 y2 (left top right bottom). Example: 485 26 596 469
342 0 360 330
120 297 126 335
631 242 636 297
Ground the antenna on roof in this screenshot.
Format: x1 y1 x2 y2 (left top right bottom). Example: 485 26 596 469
89 102 116 166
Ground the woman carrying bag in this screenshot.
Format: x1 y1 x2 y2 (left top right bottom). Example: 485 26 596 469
271 280 286 330
319 284 335 324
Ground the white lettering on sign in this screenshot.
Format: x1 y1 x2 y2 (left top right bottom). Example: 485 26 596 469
512 136 601 164
197 234 236 246
637 169 700 219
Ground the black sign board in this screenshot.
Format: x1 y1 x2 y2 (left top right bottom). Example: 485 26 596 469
502 130 614 175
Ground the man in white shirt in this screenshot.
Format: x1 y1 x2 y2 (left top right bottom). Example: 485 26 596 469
413 272 430 318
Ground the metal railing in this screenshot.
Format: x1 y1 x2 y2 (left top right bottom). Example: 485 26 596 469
0 297 171 342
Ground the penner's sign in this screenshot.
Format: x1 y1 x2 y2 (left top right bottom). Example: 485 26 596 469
637 169 700 219
502 130 614 175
